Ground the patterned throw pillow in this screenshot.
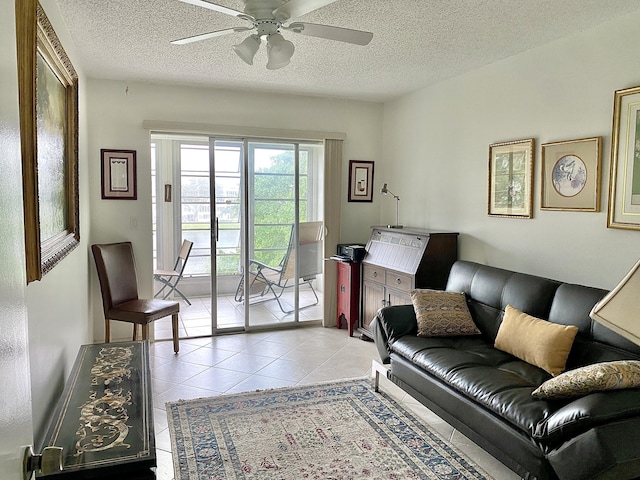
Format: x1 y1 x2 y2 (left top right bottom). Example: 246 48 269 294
532 360 640 399
494 305 578 376
410 289 481 337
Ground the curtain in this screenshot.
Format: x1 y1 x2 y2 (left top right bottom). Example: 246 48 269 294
322 139 343 327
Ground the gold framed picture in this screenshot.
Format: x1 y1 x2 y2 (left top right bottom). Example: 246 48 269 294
17 0 80 282
608 85 640 230
488 138 534 218
541 137 601 212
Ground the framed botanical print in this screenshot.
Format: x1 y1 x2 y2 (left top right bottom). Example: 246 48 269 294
488 138 534 218
608 85 640 230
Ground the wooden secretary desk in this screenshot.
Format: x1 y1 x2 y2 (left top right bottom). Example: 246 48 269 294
359 226 459 339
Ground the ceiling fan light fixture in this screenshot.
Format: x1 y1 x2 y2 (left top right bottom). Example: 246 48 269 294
232 34 261 65
266 33 295 70
174 0 374 70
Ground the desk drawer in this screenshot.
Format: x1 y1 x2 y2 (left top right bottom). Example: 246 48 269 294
385 271 413 293
363 264 384 283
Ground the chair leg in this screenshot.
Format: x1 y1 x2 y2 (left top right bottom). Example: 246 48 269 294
172 313 179 354
105 319 111 343
132 324 138 341
234 272 245 302
141 323 149 340
156 276 192 306
154 275 168 298
170 285 191 306
306 279 320 305
272 280 320 314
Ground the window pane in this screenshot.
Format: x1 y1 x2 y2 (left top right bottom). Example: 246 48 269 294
253 224 291 266
254 174 296 199
185 254 210 276
217 251 240 275
215 144 240 173
254 200 296 224
181 144 208 172
182 229 211 276
152 136 320 283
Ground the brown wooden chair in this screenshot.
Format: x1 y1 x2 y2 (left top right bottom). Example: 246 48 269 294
92 241 180 353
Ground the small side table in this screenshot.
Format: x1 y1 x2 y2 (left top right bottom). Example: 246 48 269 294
336 260 360 336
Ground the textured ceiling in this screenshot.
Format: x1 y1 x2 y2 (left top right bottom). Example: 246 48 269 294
53 0 640 102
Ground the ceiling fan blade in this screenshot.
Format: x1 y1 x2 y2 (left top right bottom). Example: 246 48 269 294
171 27 252 45
177 0 247 19
287 22 373 45
273 0 338 21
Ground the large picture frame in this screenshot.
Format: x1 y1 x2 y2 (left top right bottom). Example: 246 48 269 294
488 138 534 218
17 0 80 283
608 85 640 230
101 149 137 200
348 160 374 202
541 137 601 212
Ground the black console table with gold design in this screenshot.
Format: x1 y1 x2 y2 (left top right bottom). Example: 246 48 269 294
37 341 155 479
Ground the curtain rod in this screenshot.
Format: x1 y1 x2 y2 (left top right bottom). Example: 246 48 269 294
142 120 347 141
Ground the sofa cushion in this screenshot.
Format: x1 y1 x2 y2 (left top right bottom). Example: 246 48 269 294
389 334 640 447
532 360 640 399
495 305 578 376
410 289 481 337
389 335 553 437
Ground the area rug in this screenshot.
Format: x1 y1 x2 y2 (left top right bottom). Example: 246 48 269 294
166 378 493 480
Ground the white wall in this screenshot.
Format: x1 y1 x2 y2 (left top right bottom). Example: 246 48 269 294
25 0 91 442
0 0 34 475
382 10 640 289
86 80 383 341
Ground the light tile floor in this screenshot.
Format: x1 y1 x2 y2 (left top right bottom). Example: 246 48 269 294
150 324 519 480
153 290 323 339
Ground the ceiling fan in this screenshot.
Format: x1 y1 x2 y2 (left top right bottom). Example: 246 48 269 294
172 0 373 69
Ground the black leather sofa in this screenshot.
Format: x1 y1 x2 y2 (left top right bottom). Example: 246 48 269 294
371 260 640 480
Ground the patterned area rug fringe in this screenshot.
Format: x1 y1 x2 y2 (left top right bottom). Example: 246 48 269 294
166 377 493 479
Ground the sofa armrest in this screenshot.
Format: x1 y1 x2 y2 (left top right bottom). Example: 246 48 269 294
533 389 640 445
371 305 417 364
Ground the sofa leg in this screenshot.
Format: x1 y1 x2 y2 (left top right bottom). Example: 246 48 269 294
371 359 389 392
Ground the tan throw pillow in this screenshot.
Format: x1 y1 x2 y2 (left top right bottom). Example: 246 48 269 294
494 305 578 376
410 289 481 337
532 360 640 399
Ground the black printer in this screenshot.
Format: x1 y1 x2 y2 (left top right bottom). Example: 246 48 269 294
334 243 366 262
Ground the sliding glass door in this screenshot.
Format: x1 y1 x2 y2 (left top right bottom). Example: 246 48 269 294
239 141 323 330
152 133 324 338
